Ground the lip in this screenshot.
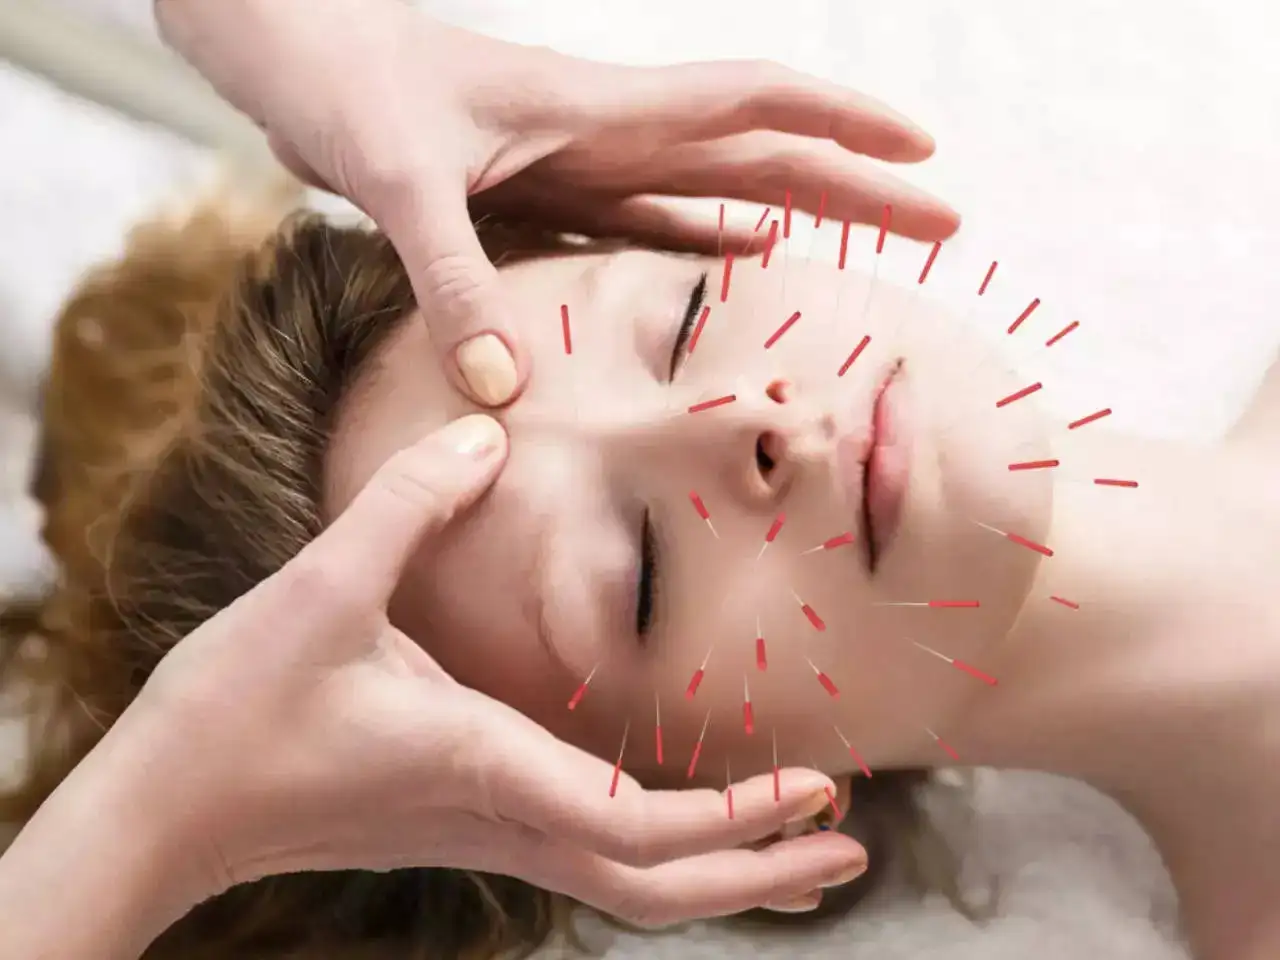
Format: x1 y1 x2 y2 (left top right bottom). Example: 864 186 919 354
836 359 909 570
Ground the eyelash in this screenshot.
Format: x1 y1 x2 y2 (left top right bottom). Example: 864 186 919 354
668 271 709 380
637 508 657 638
639 272 708 639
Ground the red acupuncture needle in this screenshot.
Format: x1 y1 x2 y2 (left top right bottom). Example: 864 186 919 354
755 614 767 671
874 599 981 608
687 304 712 354
838 220 852 270
801 531 856 555
805 656 840 698
783 189 793 239
753 206 773 234
686 644 713 699
609 719 630 798
791 590 826 632
1096 478 1140 488
910 639 1000 686
1007 298 1041 335
688 394 737 414
978 260 998 296
761 220 780 268
838 334 872 378
1009 459 1060 471
687 708 712 780
973 519 1054 557
742 675 755 735
720 254 734 302
1046 320 1079 347
918 241 941 285
718 203 725 258
764 310 801 349
566 663 598 711
560 304 572 355
1069 407 1111 430
756 512 787 560
876 204 892 254
814 191 828 229
1050 595 1081 610
926 727 961 762
688 491 719 538
996 382 1043 408
654 693 664 766
834 725 873 779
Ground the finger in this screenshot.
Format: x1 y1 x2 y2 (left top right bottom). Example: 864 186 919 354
470 193 772 255
516 827 864 928
469 706 848 868
302 415 507 606
597 132 961 243
598 59 934 163
359 162 529 407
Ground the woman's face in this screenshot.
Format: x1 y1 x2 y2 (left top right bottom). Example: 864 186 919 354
326 243 1053 786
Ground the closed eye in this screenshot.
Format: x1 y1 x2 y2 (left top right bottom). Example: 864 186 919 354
637 508 658 639
668 271 708 380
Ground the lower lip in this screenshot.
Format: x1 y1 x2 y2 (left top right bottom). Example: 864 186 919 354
866 367 910 554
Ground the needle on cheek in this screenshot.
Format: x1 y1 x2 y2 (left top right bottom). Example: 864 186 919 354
609 719 630 798
654 692 664 766
688 491 719 538
834 725 873 779
566 662 599 711
800 531 856 555
756 513 786 561
687 708 712 780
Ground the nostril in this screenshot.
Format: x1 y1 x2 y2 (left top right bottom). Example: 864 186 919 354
765 379 792 405
757 431 784 476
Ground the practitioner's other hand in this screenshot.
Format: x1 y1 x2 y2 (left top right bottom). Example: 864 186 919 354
122 415 866 926
156 0 959 408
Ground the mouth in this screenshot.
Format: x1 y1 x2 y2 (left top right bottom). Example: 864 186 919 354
838 359 909 572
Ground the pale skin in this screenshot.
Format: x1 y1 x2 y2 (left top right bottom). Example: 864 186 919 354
327 247 1280 960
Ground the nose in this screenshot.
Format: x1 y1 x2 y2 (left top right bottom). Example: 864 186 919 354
730 377 835 507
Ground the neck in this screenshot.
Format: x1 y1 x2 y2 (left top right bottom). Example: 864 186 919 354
894 428 1277 799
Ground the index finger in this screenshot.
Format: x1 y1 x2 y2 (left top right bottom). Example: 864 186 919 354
598 59 936 163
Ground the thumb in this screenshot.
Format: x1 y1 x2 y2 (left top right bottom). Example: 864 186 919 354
312 415 508 606
362 167 529 408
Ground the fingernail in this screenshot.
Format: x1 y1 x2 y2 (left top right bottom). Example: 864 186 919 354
821 861 867 889
443 414 505 458
456 334 517 406
786 788 834 826
763 892 822 914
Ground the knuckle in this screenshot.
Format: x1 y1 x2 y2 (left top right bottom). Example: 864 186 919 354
420 253 492 327
753 151 807 194
279 551 359 615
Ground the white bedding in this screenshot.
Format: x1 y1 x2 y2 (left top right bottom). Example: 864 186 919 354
3 0 1278 957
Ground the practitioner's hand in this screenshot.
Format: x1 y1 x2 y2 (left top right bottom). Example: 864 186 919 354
125 415 866 926
156 0 959 408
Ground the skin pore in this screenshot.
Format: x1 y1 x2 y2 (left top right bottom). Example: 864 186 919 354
325 246 1280 960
